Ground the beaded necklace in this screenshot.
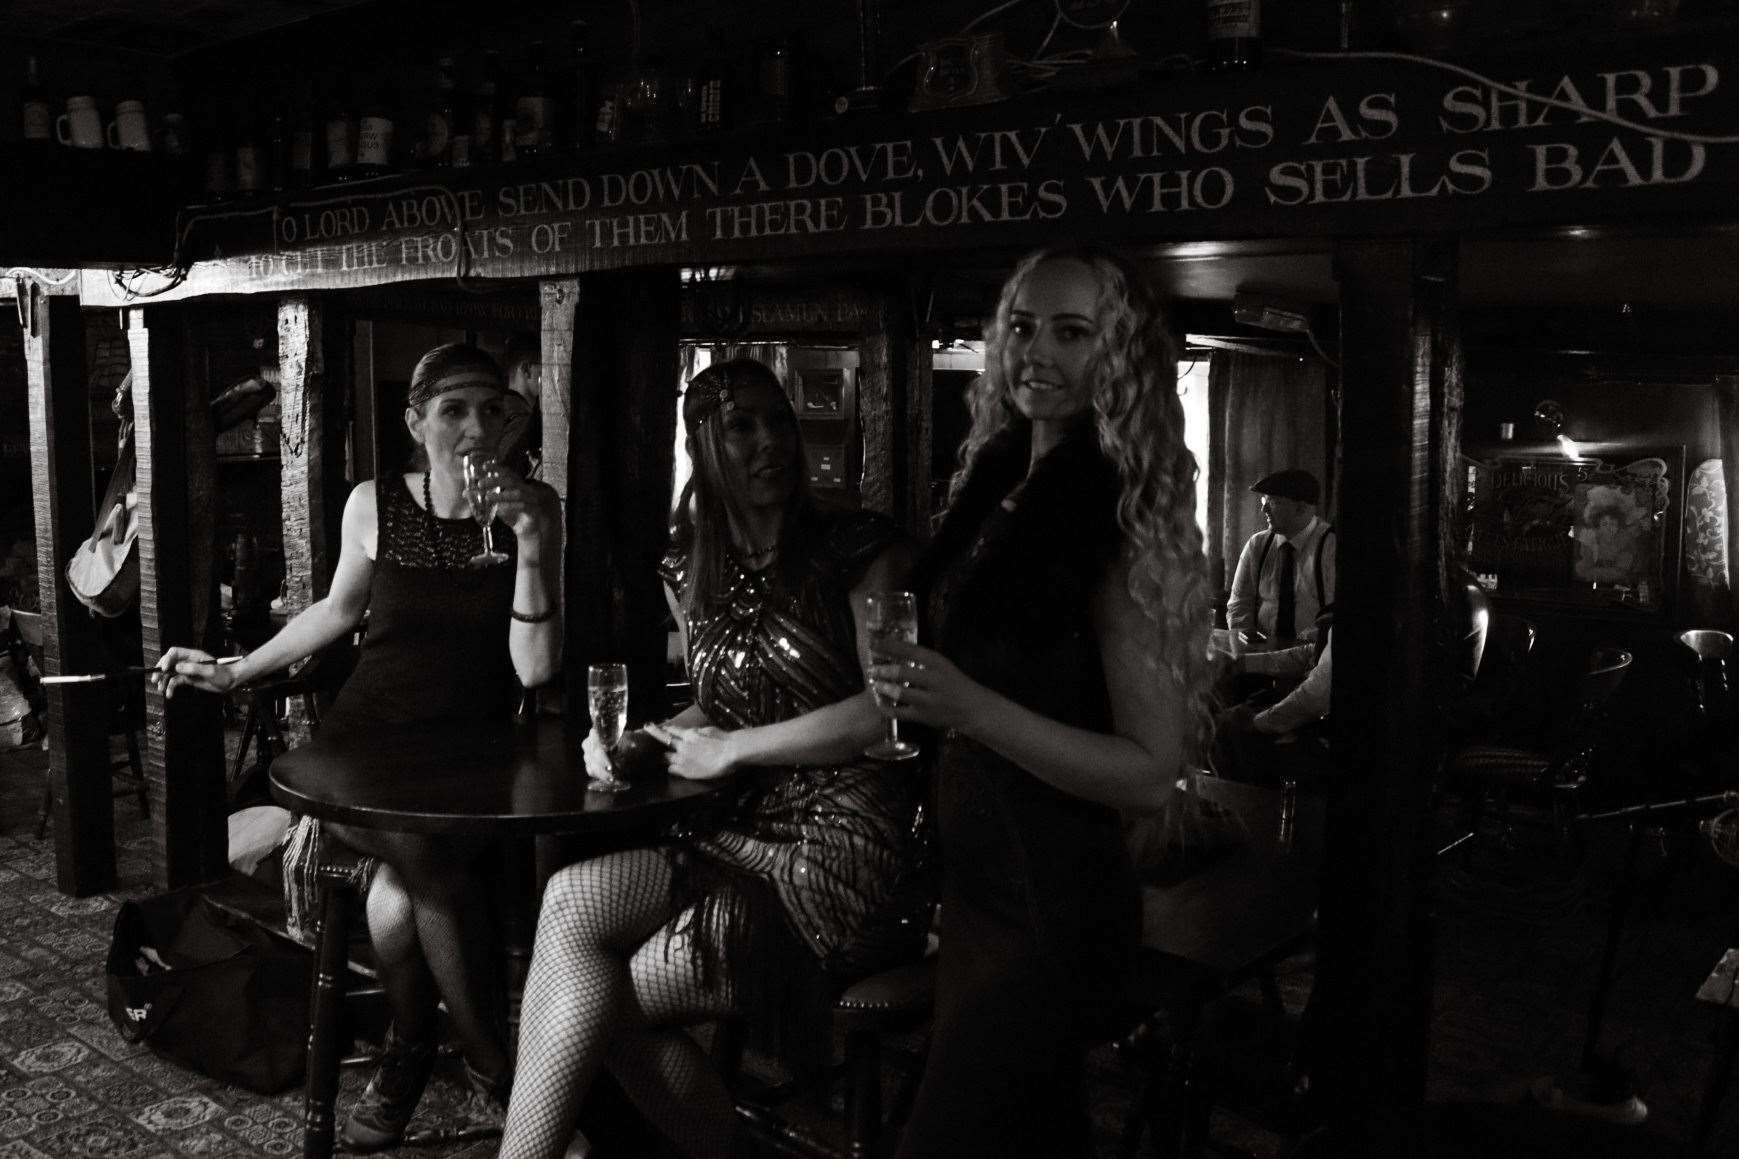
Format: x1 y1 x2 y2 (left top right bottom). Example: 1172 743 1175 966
398 470 482 571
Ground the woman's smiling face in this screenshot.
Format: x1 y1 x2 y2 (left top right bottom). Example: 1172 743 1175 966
714 379 799 510
1002 257 1102 425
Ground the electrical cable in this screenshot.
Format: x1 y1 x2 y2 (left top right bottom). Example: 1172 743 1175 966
1273 47 1739 145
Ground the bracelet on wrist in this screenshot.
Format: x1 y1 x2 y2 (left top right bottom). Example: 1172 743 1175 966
510 606 555 624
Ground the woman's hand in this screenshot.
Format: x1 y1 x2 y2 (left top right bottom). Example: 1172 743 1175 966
484 462 550 544
866 637 993 734
649 723 741 781
151 647 240 698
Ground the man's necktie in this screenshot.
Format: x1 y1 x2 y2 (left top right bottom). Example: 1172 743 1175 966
1276 541 1297 640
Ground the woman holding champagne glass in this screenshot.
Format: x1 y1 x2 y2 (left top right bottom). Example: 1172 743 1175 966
868 244 1214 1157
154 342 560 1150
500 358 932 1159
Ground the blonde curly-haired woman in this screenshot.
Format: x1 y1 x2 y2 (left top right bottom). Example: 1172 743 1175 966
869 243 1215 1157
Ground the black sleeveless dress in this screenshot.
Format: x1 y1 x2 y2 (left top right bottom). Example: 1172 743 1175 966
897 428 1138 1159
322 472 518 732
282 473 517 944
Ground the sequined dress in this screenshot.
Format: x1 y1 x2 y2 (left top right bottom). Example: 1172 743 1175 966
658 510 930 1026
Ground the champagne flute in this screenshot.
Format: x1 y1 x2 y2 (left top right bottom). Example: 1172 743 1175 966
587 662 631 793
461 449 509 566
862 590 921 761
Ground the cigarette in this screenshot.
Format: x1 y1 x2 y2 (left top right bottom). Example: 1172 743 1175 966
40 655 244 685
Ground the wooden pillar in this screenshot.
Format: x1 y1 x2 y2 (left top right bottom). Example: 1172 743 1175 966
539 278 578 509
860 307 897 517
130 305 226 890
277 298 332 742
1315 237 1460 1146
351 321 378 483
903 331 934 538
569 270 679 720
24 293 115 896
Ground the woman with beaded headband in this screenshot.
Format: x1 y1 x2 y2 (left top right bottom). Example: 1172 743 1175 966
500 357 932 1159
868 244 1213 1157
155 342 561 1149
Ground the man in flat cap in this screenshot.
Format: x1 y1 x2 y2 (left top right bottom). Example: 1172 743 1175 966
1226 468 1335 645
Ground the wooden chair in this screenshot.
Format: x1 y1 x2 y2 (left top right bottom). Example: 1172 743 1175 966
725 935 938 1159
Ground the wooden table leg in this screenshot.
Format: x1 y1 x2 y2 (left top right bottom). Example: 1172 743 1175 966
302 868 355 1159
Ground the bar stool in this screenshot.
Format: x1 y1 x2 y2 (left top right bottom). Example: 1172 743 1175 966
1680 629 1733 747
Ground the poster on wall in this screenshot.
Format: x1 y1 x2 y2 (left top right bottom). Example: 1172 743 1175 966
1463 447 1684 616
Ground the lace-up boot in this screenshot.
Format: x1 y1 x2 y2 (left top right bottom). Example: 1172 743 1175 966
339 1025 438 1152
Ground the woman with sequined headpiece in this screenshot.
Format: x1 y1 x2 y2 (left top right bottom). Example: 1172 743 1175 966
499 357 932 1159
154 342 561 1150
867 244 1213 1157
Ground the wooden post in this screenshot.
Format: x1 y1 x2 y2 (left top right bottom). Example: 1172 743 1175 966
1314 237 1461 1147
130 305 227 890
351 321 378 483
24 293 115 896
569 270 679 720
539 278 578 509
904 332 935 538
860 314 896 517
277 298 329 743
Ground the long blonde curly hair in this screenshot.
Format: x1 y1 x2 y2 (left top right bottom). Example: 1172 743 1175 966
952 243 1215 771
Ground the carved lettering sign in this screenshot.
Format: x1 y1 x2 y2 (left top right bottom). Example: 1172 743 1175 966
81 36 1739 303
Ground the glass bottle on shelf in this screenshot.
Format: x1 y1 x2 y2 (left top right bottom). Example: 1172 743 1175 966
514 40 555 157
695 35 731 135
203 105 234 201
594 69 622 146
325 77 356 180
234 105 264 197
21 56 53 144
568 19 598 151
1205 0 1262 71
354 81 396 176
267 101 291 192
449 74 474 168
425 53 458 167
472 50 503 164
289 82 317 187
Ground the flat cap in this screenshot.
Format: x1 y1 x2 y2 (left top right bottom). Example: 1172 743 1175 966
1251 468 1319 504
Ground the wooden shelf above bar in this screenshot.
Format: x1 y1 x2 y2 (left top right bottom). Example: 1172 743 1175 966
0 145 185 269
62 29 1739 305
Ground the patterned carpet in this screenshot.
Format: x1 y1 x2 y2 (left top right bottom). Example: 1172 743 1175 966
0 733 1734 1158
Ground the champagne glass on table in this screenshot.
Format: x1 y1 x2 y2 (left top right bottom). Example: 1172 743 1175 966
460 449 509 567
587 662 631 793
862 590 921 761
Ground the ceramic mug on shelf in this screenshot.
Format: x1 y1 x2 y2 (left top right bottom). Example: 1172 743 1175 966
108 100 151 151
56 95 104 149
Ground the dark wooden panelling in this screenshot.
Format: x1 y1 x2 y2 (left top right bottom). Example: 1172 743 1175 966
129 306 226 890
1314 238 1460 1140
568 271 680 719
25 295 114 895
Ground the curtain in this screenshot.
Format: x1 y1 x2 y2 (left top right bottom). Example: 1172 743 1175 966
1205 350 1330 598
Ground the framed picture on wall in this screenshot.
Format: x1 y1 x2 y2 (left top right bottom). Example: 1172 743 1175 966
1462 446 1686 617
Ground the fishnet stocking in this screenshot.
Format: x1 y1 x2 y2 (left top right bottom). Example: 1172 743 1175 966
328 823 509 1080
500 848 738 1159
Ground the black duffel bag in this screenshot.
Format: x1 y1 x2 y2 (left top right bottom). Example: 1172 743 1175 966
105 887 311 1093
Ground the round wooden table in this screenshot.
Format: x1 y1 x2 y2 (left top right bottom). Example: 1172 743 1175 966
270 716 733 1158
